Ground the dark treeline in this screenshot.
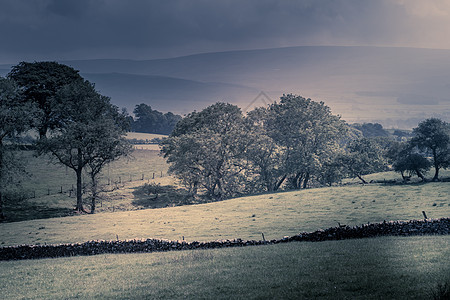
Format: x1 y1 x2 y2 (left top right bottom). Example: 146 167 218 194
130 103 182 135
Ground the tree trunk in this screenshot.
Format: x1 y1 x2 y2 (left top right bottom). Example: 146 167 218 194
190 181 198 196
432 164 440 182
302 172 310 189
416 169 426 182
274 174 287 191
207 182 217 200
75 148 84 212
289 172 302 189
90 174 97 214
432 148 440 181
356 174 368 184
216 179 224 201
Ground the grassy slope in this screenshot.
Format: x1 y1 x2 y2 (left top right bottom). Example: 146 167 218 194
4 149 169 221
20 149 168 197
1 168 449 299
1 236 449 299
1 179 448 246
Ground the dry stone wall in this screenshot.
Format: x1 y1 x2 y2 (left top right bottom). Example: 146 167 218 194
1 218 449 261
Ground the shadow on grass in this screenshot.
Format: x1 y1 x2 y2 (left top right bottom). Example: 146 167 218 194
2 203 73 223
371 176 450 186
131 184 195 209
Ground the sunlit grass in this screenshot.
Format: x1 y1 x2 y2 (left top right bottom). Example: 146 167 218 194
19 149 168 197
3 149 168 221
125 132 167 141
1 236 448 299
1 179 448 246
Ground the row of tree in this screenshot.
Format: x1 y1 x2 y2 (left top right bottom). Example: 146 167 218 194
1 61 449 218
0 62 131 219
131 103 182 134
162 96 450 200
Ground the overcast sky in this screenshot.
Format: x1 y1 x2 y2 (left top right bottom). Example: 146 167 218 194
1 0 450 64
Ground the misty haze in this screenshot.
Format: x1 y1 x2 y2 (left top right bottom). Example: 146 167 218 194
1 1 449 299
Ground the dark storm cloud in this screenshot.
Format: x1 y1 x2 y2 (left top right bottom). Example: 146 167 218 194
0 0 447 63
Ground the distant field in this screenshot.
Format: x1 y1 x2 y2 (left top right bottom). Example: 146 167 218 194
3 149 169 222
1 236 449 299
125 132 168 141
132 144 161 150
1 178 448 246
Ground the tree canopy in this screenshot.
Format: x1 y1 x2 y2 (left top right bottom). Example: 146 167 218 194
162 95 350 199
410 118 450 181
132 103 181 135
37 80 131 212
162 103 249 200
7 61 83 137
0 77 36 219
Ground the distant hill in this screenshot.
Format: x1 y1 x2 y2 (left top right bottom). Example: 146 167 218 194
2 46 450 128
82 72 258 115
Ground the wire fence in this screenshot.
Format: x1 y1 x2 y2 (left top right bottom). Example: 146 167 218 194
22 170 167 200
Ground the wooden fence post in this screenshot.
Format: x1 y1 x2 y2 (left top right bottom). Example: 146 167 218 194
422 211 428 220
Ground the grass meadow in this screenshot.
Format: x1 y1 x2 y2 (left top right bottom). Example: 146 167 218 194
4 148 169 221
1 236 449 299
1 139 449 299
0 178 449 246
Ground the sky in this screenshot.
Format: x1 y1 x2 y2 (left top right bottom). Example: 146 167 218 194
2 0 450 64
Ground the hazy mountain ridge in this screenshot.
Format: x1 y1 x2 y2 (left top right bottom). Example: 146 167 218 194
2 46 450 127
82 72 258 114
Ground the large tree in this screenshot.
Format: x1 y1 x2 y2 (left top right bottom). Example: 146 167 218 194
162 103 250 200
0 78 36 220
8 61 83 137
37 80 130 212
387 141 431 181
244 107 288 192
261 94 347 189
410 118 450 181
338 137 388 184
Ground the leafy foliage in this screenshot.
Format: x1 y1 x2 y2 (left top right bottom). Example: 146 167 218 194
7 61 83 137
351 122 389 138
337 138 388 184
163 95 350 199
410 118 450 181
162 103 250 200
132 103 181 135
37 80 131 212
0 77 37 220
387 141 431 181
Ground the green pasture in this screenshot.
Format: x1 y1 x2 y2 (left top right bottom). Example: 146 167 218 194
1 236 449 299
20 149 167 196
1 179 448 246
3 149 168 221
1 157 449 299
